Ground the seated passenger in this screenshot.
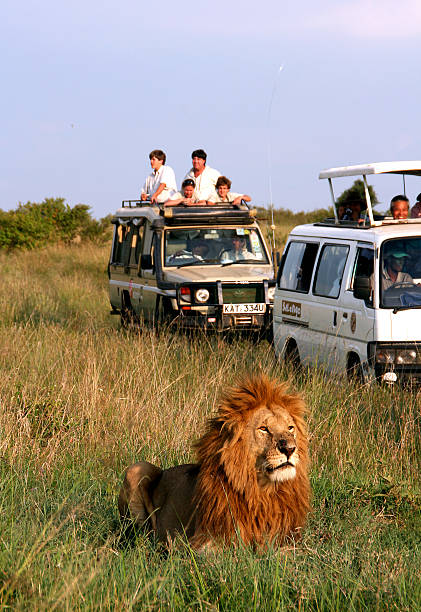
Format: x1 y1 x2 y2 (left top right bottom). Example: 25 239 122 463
220 235 256 262
338 199 364 223
141 149 177 204
169 240 209 262
390 195 409 220
165 179 207 207
208 176 251 205
381 246 412 291
410 193 421 218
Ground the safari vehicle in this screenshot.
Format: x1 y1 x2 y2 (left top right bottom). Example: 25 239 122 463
273 161 421 385
108 201 275 333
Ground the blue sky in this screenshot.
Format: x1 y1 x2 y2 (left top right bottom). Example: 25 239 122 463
1 0 421 217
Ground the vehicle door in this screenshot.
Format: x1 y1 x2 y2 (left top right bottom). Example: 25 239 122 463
337 243 375 367
273 239 320 365
308 242 350 370
138 221 158 322
109 220 133 308
124 219 145 315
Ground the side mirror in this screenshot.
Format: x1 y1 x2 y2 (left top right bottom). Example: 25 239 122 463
275 251 281 266
353 276 371 301
140 254 153 270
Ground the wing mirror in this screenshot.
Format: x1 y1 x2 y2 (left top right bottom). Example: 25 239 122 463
353 276 371 301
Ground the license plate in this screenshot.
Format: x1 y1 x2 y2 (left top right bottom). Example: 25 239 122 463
223 303 266 314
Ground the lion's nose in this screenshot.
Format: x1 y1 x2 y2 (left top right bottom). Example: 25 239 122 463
277 439 296 459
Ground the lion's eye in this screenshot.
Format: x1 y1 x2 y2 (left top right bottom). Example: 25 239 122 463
258 426 269 433
288 425 294 431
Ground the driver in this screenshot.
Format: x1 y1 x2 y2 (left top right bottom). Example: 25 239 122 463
220 235 256 262
381 246 412 291
169 240 209 262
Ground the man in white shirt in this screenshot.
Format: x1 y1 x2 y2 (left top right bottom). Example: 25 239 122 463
220 235 257 263
141 149 177 204
183 149 221 201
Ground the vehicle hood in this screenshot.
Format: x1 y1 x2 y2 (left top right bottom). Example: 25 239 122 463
163 264 274 284
376 308 421 341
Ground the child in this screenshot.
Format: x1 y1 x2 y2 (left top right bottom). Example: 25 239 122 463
165 179 207 207
141 150 177 204
208 176 251 205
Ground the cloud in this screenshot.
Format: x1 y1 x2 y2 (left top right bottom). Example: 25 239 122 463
307 0 421 39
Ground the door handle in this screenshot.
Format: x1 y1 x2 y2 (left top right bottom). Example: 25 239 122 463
343 312 348 319
333 311 337 326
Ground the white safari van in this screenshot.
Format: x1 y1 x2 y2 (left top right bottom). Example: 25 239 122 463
273 161 421 385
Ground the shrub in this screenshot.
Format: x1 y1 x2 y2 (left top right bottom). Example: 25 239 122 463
0 198 111 250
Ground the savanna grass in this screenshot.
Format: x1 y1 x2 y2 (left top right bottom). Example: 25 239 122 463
0 244 420 610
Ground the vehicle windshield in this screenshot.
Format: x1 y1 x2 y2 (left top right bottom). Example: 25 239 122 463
380 237 421 309
164 227 269 267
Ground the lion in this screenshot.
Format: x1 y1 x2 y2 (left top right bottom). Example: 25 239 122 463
118 374 310 549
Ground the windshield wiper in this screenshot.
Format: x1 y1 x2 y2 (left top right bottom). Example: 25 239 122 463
392 304 421 314
221 259 261 267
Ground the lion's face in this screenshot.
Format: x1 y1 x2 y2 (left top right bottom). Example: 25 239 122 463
246 405 300 486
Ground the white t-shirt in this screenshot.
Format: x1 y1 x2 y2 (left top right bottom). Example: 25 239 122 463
208 191 243 204
183 166 221 200
142 165 177 203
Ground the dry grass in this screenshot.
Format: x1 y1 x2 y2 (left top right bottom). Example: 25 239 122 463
0 243 420 610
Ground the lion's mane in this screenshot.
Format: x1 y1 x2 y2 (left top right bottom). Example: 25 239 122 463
191 374 310 548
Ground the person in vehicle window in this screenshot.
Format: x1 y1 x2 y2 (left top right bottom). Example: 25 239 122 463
220 235 256 262
168 240 210 263
381 247 412 291
410 193 421 218
183 149 221 201
207 176 251 205
390 195 409 220
339 198 364 223
165 179 207 207
141 150 177 204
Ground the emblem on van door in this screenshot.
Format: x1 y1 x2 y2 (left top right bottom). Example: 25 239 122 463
282 300 302 317
350 312 356 333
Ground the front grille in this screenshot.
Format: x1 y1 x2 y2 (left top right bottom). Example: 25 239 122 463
222 285 261 303
234 316 253 325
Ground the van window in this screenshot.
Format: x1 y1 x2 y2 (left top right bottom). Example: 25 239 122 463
313 244 349 298
278 241 319 292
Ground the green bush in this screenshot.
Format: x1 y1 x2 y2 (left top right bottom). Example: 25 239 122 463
0 198 111 251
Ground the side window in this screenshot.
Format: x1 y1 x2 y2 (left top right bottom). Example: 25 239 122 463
112 223 129 265
128 221 145 267
278 241 319 292
313 244 349 298
351 247 374 288
351 247 374 305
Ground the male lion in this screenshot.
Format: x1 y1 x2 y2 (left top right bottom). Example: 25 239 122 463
118 374 310 549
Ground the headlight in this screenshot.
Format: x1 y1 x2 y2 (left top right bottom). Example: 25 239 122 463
268 286 275 301
395 350 418 365
195 288 210 303
376 349 395 363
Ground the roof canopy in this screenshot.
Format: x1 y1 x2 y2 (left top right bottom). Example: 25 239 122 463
319 161 421 180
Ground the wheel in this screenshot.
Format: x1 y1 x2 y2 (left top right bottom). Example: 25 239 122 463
284 341 301 369
120 293 139 331
347 355 364 384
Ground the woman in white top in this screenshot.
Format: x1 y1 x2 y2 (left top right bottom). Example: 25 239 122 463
141 150 177 204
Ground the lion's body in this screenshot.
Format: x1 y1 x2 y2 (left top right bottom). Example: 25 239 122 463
118 375 310 549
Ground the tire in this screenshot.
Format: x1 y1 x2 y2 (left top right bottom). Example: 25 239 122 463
284 341 301 369
347 355 364 384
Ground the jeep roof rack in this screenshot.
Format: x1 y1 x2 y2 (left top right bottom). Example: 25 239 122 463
319 161 421 228
161 203 257 226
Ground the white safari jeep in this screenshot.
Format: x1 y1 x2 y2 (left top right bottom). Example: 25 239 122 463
108 201 275 333
273 161 421 385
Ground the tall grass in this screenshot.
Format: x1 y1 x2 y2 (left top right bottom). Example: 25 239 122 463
0 244 420 610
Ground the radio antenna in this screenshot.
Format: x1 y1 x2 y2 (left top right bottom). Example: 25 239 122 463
267 64 284 257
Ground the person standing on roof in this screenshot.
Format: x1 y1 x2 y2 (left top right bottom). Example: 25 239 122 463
208 176 251 205
183 149 221 201
410 194 421 218
141 149 177 204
